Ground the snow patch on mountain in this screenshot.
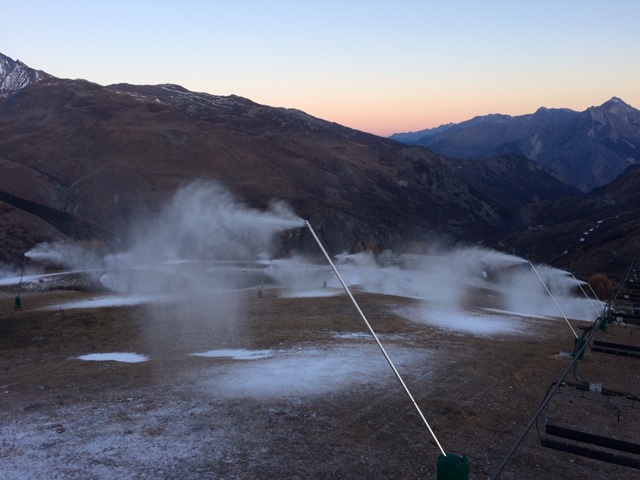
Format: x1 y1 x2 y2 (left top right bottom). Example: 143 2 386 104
0 52 51 97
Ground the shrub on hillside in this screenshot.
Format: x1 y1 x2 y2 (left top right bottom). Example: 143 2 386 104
588 273 615 300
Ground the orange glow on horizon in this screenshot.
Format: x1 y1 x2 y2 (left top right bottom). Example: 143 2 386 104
316 94 640 138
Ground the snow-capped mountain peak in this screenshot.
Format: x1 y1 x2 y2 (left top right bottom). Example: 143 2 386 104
0 52 51 97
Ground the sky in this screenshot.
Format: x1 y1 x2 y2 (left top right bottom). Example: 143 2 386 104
1 0 639 136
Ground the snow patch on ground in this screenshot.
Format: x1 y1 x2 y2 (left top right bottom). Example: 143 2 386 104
479 307 556 321
45 294 168 309
202 344 426 398
0 343 435 479
394 305 524 336
331 331 407 342
0 395 232 480
331 332 370 340
77 352 150 363
280 288 342 298
190 349 275 360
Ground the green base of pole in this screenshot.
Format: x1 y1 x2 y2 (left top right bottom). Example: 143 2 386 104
598 317 609 331
572 337 586 359
437 453 470 480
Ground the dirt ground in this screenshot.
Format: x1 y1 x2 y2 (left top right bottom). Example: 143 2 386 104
1 287 639 479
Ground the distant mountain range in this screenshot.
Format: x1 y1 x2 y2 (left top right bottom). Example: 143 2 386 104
0 52 638 278
391 98 640 193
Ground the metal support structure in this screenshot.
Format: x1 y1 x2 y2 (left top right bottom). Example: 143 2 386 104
493 259 640 477
491 316 603 479
529 261 578 339
305 220 447 457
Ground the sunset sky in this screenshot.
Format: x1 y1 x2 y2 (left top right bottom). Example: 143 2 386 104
2 1 639 136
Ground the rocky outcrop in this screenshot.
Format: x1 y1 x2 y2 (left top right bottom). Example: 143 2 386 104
0 53 51 96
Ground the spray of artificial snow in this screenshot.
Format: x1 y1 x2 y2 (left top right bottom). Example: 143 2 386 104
11 180 598 338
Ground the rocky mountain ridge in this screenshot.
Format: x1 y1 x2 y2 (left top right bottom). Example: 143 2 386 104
0 54 510 265
392 98 640 192
0 52 637 279
391 107 579 158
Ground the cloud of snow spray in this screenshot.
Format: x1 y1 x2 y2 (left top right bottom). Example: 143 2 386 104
23 241 100 268
101 181 304 294
495 263 599 320
333 248 599 333
275 245 599 335
147 183 299 356
0 241 103 288
18 181 305 355
19 181 304 292
13 180 598 340
115 181 304 357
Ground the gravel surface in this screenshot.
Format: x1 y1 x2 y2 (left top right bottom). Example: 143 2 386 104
1 289 638 479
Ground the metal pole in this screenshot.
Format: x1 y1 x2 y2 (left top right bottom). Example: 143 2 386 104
305 220 447 457
529 261 578 339
19 255 25 292
570 273 603 318
259 259 273 298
